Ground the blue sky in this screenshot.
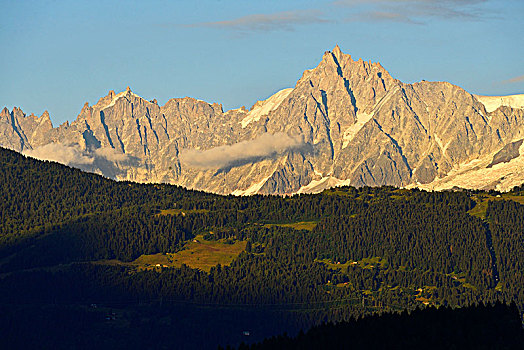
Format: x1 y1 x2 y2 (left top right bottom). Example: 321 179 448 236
1 0 523 125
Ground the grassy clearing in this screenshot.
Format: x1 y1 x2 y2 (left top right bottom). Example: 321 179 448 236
156 208 209 216
167 235 246 272
468 194 504 219
357 256 389 269
317 256 390 271
468 199 491 219
319 256 477 307
468 193 524 219
98 235 246 272
323 190 377 201
323 189 352 197
502 194 524 205
264 221 319 231
317 259 352 271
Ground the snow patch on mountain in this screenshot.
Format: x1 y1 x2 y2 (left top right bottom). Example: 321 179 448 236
475 94 524 113
232 175 272 196
412 140 524 192
241 88 292 128
342 111 374 148
297 176 352 194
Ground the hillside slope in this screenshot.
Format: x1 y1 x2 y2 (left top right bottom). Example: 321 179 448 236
2 147 524 349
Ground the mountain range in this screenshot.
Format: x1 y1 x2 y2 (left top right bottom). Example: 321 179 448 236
2 45 524 195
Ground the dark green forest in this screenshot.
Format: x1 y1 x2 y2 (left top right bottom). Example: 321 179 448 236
232 303 524 350
1 147 524 349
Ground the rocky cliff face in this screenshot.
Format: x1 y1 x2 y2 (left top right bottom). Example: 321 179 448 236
2 46 524 194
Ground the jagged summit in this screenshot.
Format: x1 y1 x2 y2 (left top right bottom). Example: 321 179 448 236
332 44 343 60
96 88 143 110
1 46 524 194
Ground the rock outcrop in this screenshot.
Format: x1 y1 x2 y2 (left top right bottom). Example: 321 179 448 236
2 46 524 194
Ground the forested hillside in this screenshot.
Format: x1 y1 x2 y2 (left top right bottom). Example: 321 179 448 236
235 303 524 350
1 147 524 349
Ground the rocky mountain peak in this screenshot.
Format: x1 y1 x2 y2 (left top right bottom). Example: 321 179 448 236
41 110 50 120
332 44 343 61
1 46 524 194
35 110 54 133
80 102 91 114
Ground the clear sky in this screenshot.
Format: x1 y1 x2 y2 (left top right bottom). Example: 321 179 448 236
1 0 523 125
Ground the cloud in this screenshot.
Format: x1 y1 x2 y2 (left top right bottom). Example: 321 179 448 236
24 143 94 166
182 1 491 32
333 0 487 7
22 143 142 180
24 143 130 167
500 74 524 85
347 11 422 24
335 0 489 24
187 9 329 32
94 147 129 162
179 133 307 170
